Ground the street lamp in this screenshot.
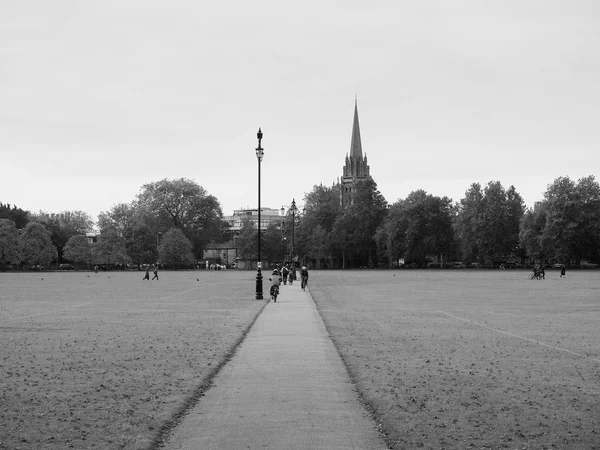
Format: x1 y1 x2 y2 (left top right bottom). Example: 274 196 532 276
280 206 287 262
255 128 264 300
156 232 162 266
290 198 297 264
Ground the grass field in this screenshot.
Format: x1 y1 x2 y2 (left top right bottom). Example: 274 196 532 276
0 270 266 450
310 269 600 449
2 269 599 450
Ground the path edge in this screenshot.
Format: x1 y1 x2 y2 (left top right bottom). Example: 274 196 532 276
148 298 271 450
309 288 397 449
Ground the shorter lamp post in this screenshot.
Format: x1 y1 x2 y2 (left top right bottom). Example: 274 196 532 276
156 232 162 265
255 128 264 300
290 198 297 264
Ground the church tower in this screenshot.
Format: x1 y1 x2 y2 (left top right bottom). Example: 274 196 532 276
341 98 370 207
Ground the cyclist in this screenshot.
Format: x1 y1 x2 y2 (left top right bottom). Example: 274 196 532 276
300 266 309 291
269 269 281 302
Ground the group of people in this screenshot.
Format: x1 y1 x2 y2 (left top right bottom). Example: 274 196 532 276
531 264 567 280
531 264 546 280
143 265 159 281
269 265 309 299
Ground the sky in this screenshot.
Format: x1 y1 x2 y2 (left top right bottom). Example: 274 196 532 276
2 0 599 224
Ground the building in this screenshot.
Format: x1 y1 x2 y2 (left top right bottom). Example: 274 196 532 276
341 98 370 207
223 207 283 235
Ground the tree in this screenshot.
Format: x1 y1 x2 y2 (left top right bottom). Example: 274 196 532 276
0 202 29 229
295 184 342 267
331 178 388 267
158 227 195 268
262 222 287 264
454 181 524 264
63 235 92 265
235 218 258 260
454 183 484 263
0 219 20 268
537 175 600 263
18 222 58 266
377 191 455 266
93 228 130 265
519 202 548 261
30 210 94 263
137 178 226 258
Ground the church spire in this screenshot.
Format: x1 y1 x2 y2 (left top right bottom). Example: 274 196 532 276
349 97 363 159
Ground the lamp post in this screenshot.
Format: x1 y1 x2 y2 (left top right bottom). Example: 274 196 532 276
290 198 297 264
156 232 162 264
255 128 264 300
280 206 286 262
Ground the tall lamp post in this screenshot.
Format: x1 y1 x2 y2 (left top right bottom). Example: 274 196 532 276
255 128 264 300
290 198 297 265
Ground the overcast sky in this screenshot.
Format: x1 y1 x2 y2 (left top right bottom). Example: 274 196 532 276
2 1 599 223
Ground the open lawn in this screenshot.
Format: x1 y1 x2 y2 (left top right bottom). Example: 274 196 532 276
0 270 266 450
310 269 600 449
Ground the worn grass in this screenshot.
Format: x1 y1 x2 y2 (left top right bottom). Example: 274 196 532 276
0 270 266 450
310 269 600 450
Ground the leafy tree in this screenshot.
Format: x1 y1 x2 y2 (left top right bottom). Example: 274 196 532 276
262 222 283 263
235 218 258 260
331 178 388 267
377 191 455 266
453 183 484 263
30 210 94 263
295 184 341 266
137 178 226 258
454 181 524 264
93 228 130 265
537 175 600 263
0 203 29 229
0 219 20 267
18 222 58 266
519 202 548 261
63 235 92 265
159 227 195 267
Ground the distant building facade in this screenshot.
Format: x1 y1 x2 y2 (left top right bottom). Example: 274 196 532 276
340 98 371 207
223 207 283 234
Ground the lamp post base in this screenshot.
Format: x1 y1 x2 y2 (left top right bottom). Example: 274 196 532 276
255 267 263 299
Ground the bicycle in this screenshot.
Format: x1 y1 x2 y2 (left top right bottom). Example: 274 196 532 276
270 284 279 302
301 276 308 291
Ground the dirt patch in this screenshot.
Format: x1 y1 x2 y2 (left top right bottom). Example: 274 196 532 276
310 270 600 450
0 271 266 450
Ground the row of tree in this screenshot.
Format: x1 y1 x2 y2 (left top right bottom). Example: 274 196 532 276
0 178 226 269
286 175 600 268
2 174 599 270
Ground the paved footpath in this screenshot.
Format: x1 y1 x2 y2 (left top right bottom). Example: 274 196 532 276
163 281 388 450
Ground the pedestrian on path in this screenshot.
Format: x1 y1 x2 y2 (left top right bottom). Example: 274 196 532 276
560 265 566 278
152 266 159 280
143 266 150 281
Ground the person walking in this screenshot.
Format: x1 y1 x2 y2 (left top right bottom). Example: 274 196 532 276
152 266 159 280
281 266 289 285
143 266 150 281
560 265 566 278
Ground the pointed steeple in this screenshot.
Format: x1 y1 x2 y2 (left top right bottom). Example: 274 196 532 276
349 97 363 159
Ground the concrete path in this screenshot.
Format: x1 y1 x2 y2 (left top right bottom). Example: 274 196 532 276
163 281 388 450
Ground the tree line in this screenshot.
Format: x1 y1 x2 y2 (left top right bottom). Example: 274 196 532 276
1 175 599 270
0 179 227 270
290 175 600 268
